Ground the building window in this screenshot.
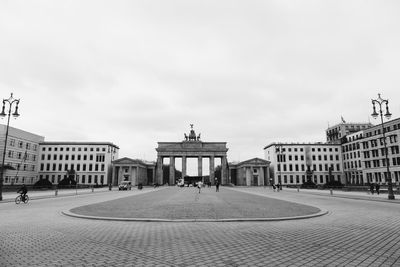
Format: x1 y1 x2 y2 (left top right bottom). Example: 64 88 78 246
96 154 105 162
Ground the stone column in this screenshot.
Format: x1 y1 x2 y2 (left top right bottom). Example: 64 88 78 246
221 156 227 185
259 167 264 186
152 166 156 185
198 156 203 180
112 166 117 186
265 166 270 185
246 167 252 186
169 156 175 185
156 156 163 185
210 155 215 184
118 166 123 184
182 156 187 179
136 166 140 185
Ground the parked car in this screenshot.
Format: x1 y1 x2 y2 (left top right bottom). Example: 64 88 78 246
118 181 132 190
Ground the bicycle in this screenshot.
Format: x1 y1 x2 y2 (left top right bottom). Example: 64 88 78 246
15 194 29 204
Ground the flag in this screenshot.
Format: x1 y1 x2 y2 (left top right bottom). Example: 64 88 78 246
341 116 346 123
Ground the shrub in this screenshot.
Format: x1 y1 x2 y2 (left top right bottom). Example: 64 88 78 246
301 181 317 189
34 179 53 189
323 180 344 189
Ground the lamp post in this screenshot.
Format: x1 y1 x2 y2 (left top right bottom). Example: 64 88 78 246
371 93 394 200
0 93 20 201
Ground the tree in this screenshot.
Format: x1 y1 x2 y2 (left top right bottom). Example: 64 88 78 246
58 169 77 186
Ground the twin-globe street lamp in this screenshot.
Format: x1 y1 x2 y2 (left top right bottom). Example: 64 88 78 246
0 93 20 201
371 93 395 200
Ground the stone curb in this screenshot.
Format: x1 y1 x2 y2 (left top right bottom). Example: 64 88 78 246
62 207 329 223
284 189 400 204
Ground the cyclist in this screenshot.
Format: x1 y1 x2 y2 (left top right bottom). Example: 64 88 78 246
17 184 28 202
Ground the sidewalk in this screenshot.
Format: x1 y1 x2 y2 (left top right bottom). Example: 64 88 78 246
282 187 400 203
0 187 113 203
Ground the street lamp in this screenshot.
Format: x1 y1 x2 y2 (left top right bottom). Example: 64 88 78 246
0 93 20 201
371 93 394 200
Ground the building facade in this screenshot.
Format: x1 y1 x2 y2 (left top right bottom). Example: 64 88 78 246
229 158 270 186
359 118 400 185
38 142 119 185
264 143 343 186
341 131 365 185
112 157 155 186
326 122 372 144
0 125 44 185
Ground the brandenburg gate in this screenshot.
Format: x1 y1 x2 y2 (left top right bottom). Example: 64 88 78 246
156 125 228 185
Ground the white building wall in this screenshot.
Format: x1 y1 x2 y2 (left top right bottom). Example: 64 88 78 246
0 125 44 185
264 143 342 186
38 142 119 185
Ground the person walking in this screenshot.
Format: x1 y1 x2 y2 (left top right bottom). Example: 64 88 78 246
215 180 220 192
197 181 203 193
375 183 380 195
369 183 374 195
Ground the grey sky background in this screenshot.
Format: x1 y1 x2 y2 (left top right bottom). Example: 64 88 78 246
1 0 400 164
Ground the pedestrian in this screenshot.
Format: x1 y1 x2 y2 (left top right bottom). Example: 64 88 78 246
375 183 380 195
272 184 276 192
369 183 374 195
215 180 220 192
197 181 203 193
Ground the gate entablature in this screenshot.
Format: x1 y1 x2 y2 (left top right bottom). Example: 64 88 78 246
155 125 228 185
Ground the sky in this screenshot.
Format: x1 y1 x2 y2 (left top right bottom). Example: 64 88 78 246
1 0 400 165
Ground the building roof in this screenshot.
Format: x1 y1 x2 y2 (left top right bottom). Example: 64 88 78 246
112 157 155 166
229 157 270 167
263 142 340 150
40 141 119 149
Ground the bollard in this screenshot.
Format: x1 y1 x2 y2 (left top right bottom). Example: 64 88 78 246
55 189 58 196
297 187 299 192
330 189 333 195
92 186 94 193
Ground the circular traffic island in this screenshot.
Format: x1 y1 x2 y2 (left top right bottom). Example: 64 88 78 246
65 187 326 222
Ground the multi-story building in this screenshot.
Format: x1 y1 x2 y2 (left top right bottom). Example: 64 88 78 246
341 131 365 185
38 142 119 186
326 122 372 144
264 143 343 186
0 125 44 185
360 118 400 185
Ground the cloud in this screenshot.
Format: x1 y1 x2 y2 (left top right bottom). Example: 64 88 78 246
1 0 400 163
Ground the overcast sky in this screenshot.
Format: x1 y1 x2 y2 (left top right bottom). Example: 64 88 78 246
1 0 400 164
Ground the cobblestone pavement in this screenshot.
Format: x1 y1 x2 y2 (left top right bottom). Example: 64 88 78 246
1 186 400 267
69 187 321 220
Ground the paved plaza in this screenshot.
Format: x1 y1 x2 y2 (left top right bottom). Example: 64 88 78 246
1 186 400 266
